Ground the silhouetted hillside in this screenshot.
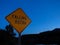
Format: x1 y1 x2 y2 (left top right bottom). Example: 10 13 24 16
21 28 60 45
1 25 60 45
0 25 18 45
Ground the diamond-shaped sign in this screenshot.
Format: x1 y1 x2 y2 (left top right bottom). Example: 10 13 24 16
5 8 31 33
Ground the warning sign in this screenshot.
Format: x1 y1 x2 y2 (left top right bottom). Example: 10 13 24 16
6 8 31 33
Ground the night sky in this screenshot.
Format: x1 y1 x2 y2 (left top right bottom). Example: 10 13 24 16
0 0 60 37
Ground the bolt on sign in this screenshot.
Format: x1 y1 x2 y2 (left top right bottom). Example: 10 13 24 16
6 8 31 33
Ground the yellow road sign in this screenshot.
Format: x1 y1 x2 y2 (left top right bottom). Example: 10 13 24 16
6 8 31 33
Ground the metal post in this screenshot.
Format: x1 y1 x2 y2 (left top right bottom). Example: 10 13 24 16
18 33 21 45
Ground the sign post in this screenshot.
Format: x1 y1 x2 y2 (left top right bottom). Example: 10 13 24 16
18 33 21 45
5 8 31 45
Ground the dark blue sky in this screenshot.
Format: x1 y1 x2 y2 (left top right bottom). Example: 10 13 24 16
0 0 60 37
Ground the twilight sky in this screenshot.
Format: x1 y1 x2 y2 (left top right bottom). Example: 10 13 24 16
0 0 60 37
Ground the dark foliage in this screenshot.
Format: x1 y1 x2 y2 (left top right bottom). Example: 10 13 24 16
0 24 60 45
0 25 18 45
21 28 60 45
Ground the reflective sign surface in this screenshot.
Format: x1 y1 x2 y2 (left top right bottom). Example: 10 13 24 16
6 8 31 33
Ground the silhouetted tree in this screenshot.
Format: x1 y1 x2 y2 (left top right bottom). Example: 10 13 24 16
0 25 18 45
5 24 15 37
1 25 60 45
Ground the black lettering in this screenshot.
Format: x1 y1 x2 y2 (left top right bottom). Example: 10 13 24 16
15 19 26 25
12 15 18 19
21 16 26 20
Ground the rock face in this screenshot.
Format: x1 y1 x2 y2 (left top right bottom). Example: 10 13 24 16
21 28 60 45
